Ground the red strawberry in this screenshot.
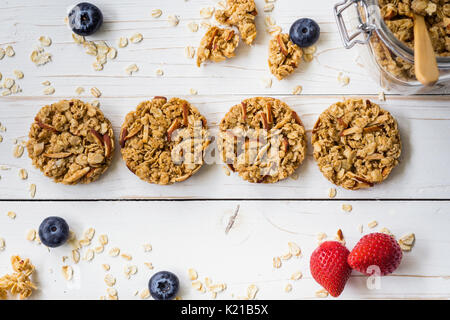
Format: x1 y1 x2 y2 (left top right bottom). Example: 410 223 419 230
348 232 402 276
310 241 352 297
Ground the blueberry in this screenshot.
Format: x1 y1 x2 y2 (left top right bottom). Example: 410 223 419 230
68 2 103 36
289 18 320 48
38 216 70 248
148 271 179 300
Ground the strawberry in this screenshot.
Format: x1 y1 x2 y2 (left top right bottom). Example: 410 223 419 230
348 232 402 276
310 241 352 297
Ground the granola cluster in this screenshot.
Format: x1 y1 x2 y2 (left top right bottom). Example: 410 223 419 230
27 99 115 185
215 0 258 45
196 26 240 67
312 99 401 190
375 0 450 80
0 256 37 300
120 97 210 185
268 34 303 80
219 97 307 183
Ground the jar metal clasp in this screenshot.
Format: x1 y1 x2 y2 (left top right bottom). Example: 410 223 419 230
334 0 377 49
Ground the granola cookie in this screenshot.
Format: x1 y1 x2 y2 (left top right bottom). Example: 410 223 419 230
219 97 307 183
27 99 115 185
268 33 303 80
120 97 210 185
196 26 240 67
312 99 401 190
215 0 258 45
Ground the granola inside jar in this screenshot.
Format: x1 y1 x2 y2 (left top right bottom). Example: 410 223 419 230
334 0 450 93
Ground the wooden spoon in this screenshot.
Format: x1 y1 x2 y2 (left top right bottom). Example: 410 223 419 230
413 13 439 86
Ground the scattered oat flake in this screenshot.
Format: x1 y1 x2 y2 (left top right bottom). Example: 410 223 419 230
90 87 101 98
328 187 336 198
29 184 36 198
262 77 272 88
273 256 282 268
84 249 95 261
140 288 150 299
144 262 154 270
94 245 104 253
189 88 198 95
185 46 195 59
292 85 303 95
247 284 258 300
104 274 116 287
130 33 143 43
188 268 198 281
151 9 162 18
42 80 51 86
378 91 386 101
143 243 152 252
291 271 303 280
126 64 139 75
368 220 378 228
155 69 164 76
342 204 352 212
0 48 4 60
72 249 80 264
107 47 117 59
200 7 214 18
187 22 199 32
398 233 415 251
43 86 55 95
357 224 363 234
337 72 350 86
99 234 108 246
38 36 52 47
379 227 394 237
168 15 179 26
192 280 203 291
109 247 120 256
315 289 329 298
285 283 292 292
264 3 274 12
107 288 117 297
117 36 128 48
5 46 15 57
102 264 110 271
121 253 132 261
7 211 16 219
0 238 5 250
13 70 24 79
62 266 73 281
265 16 276 27
288 242 301 257
75 86 85 94
26 229 36 241
281 253 292 260
84 228 95 241
19 168 28 180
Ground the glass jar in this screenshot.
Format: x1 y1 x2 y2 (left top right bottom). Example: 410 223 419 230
333 0 450 94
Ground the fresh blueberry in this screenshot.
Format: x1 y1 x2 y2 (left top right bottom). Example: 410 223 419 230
68 2 103 36
148 271 179 300
289 18 320 48
38 216 70 248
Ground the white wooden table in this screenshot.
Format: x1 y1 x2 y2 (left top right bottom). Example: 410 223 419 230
0 0 449 300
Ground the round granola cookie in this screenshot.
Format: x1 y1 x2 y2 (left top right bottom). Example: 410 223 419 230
120 97 210 185
311 98 401 190
27 99 115 185
219 97 307 183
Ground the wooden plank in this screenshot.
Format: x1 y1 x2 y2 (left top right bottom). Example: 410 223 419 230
1 95 450 199
0 200 448 299
0 0 448 96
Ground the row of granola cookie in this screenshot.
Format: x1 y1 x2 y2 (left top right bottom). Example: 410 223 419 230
26 97 401 190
